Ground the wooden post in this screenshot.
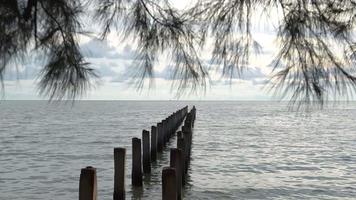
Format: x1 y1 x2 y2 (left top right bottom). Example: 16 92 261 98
192 106 196 126
167 118 171 140
79 166 97 200
132 137 142 186
151 125 157 161
157 122 163 152
163 119 168 144
142 130 151 174
177 131 183 140
177 134 186 185
170 149 183 200
169 116 174 137
166 117 171 139
113 148 125 200
183 119 192 133
183 131 191 174
183 126 192 153
171 114 175 134
172 113 177 132
162 167 177 200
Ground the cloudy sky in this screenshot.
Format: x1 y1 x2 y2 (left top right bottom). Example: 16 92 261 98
2 1 280 101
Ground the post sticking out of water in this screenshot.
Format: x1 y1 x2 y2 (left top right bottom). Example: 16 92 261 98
164 119 169 143
162 119 166 144
132 137 143 186
162 167 177 200
76 106 193 200
170 148 183 200
183 131 191 174
177 133 186 185
142 129 151 174
157 122 163 152
151 125 157 161
79 166 97 200
113 148 126 200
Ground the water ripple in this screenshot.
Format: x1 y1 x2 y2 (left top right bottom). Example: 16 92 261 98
1 101 356 199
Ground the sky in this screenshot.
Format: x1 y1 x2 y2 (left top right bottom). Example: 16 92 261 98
1 1 280 101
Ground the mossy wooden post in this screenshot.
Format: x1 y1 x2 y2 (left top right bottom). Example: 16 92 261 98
113 148 126 200
157 122 163 152
132 137 142 186
151 125 157 161
170 148 183 200
177 132 186 185
162 167 177 200
79 166 97 200
142 130 151 174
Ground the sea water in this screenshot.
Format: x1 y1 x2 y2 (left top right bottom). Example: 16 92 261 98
1 101 356 199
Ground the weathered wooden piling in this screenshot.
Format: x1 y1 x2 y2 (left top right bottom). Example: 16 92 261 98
165 118 170 141
132 137 142 186
142 130 151 174
171 114 176 132
177 131 183 139
169 116 174 137
162 167 177 200
191 106 196 127
177 132 186 185
113 148 126 200
157 122 164 152
77 106 193 200
79 166 97 200
151 125 157 161
165 118 169 142
183 131 190 174
162 119 168 144
183 118 192 132
170 148 183 200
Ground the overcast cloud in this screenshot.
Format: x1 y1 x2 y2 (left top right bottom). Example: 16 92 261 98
1 2 279 100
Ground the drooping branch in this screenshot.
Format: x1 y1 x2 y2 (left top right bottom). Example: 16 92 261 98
269 0 356 106
95 0 208 94
0 0 97 99
23 0 36 21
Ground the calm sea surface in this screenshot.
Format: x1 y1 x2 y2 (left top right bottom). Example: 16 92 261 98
1 101 356 199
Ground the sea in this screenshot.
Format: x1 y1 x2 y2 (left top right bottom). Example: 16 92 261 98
1 101 356 199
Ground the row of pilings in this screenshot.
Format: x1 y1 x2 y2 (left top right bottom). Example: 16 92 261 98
78 105 196 200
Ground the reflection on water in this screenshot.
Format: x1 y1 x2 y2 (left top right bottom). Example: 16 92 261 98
1 101 356 199
131 186 143 200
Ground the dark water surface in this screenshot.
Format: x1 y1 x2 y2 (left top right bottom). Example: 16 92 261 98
1 101 356 199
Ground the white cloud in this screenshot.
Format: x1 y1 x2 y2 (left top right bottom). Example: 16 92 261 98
1 16 280 100
81 39 118 58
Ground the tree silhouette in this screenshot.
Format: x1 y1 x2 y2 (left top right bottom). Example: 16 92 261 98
1 0 356 105
1 0 97 99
